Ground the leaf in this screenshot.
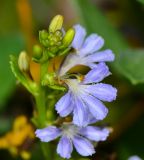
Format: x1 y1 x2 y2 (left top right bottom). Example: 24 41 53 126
116 49 144 84
70 0 144 84
10 55 39 96
0 33 25 108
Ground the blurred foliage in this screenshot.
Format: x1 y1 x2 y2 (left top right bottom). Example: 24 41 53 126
137 0 144 4
0 34 25 107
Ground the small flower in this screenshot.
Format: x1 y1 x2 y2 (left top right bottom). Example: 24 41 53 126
59 24 115 76
56 63 117 126
35 123 110 159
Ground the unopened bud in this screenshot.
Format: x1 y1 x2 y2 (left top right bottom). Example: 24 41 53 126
49 15 63 33
33 45 42 60
18 51 30 72
39 30 48 41
62 28 75 47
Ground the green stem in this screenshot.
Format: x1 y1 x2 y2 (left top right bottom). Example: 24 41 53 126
41 143 52 160
34 87 46 127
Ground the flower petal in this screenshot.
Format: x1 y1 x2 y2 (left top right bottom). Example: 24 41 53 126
72 24 86 50
80 126 110 141
73 97 89 127
73 135 95 156
82 95 108 120
57 136 73 159
35 126 61 142
88 83 117 102
83 63 110 84
55 92 74 117
80 34 104 56
58 53 80 76
86 49 115 63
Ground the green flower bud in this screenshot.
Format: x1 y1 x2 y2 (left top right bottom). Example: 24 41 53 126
62 28 75 47
33 45 43 60
49 15 63 33
39 30 48 41
18 51 30 72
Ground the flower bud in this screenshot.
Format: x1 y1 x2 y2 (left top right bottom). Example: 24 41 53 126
33 45 43 60
62 28 75 47
49 15 63 33
39 30 48 41
18 51 30 72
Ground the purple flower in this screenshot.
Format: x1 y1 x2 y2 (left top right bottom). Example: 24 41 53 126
128 156 142 160
35 123 110 159
59 24 115 76
56 62 117 126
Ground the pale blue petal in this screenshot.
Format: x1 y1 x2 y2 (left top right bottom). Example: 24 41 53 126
86 49 115 62
83 63 110 84
58 53 80 76
73 135 95 156
73 97 89 127
88 83 117 102
80 126 110 141
72 24 86 50
82 95 108 120
80 34 104 56
128 156 142 160
57 136 73 159
35 126 61 142
55 92 74 117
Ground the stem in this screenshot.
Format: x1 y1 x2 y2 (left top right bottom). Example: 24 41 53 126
34 87 46 127
41 143 52 160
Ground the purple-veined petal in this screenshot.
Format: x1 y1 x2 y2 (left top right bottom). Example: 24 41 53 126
80 126 110 141
73 97 89 127
83 63 110 84
72 24 86 50
55 92 74 117
86 49 115 63
35 126 61 142
57 136 73 159
73 135 95 156
88 83 117 102
80 34 104 56
82 95 108 120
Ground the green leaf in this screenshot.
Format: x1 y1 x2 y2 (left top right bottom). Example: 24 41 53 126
116 49 144 84
10 55 39 96
0 33 25 108
71 0 144 84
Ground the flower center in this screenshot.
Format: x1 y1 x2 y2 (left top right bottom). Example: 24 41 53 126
61 123 79 139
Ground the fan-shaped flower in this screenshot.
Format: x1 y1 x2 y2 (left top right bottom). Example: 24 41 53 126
35 123 110 159
56 62 117 127
59 24 115 76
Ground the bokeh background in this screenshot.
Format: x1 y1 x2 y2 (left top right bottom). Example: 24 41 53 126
0 0 144 159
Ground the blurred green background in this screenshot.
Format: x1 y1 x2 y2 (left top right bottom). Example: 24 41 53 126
0 0 144 159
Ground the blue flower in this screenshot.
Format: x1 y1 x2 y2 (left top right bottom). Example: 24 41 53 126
35 123 110 159
59 24 115 76
128 156 142 160
56 62 117 126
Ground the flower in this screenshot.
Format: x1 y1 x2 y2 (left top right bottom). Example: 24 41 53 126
35 123 110 159
128 156 142 160
56 62 117 126
59 24 115 76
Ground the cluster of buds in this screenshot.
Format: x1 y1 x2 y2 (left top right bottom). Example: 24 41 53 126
33 15 75 63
